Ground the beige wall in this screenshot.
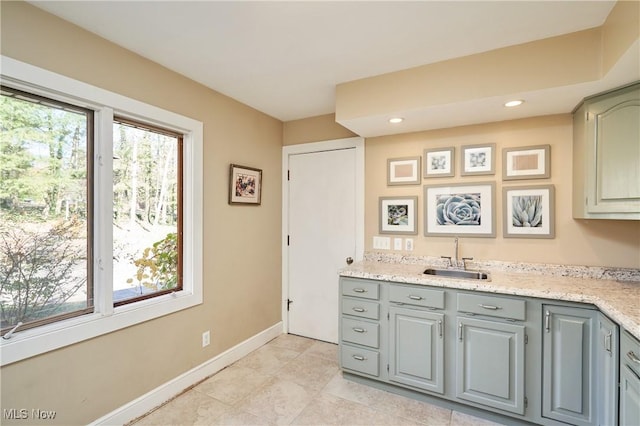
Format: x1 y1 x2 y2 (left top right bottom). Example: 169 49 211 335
1 2 282 424
283 113 356 145
366 115 640 269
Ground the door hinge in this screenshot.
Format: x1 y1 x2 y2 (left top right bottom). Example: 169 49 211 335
287 299 293 311
287 235 290 246
387 312 389 320
387 364 389 372
287 170 290 181
524 396 528 408
525 334 528 344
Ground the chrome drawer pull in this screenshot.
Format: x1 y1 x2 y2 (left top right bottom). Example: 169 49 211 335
353 327 366 333
408 295 423 301
478 303 501 310
352 355 367 361
352 307 366 313
545 310 551 332
628 351 640 364
353 288 366 293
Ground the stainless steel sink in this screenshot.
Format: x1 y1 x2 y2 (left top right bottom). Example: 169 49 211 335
424 268 490 280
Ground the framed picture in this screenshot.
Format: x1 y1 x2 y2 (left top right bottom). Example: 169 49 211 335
229 164 262 205
379 196 418 234
387 157 421 185
503 145 550 180
424 147 455 178
503 185 555 238
461 143 495 176
424 182 495 237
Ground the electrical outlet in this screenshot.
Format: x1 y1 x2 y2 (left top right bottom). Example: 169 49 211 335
394 238 403 250
202 330 210 347
405 238 414 251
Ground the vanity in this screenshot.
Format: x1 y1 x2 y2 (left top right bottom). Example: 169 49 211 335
339 257 640 426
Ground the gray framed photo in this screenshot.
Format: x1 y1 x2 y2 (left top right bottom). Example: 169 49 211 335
229 164 262 205
424 147 454 178
503 185 555 238
379 196 418 234
502 145 550 180
424 182 495 237
387 156 421 185
461 143 495 176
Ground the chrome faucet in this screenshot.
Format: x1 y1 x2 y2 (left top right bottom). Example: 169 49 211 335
454 237 459 268
441 237 473 269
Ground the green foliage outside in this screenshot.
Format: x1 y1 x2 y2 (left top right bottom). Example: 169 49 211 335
0 90 179 331
127 232 178 291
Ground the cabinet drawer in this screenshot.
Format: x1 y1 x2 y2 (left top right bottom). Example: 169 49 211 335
622 330 640 377
341 344 379 377
342 297 380 320
389 284 445 309
341 279 379 300
457 293 525 321
341 317 379 348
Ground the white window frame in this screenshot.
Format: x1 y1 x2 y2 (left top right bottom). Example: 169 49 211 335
0 56 203 366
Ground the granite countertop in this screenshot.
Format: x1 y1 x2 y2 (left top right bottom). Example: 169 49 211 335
340 257 640 340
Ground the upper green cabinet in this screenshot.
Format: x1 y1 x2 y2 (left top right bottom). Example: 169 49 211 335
573 82 640 220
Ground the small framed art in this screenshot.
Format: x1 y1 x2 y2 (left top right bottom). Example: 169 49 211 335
461 143 495 176
387 157 421 185
503 145 550 180
379 196 418 234
503 185 555 238
424 147 454 178
424 182 495 237
229 164 262 205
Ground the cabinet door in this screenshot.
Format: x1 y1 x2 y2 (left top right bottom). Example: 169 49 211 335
620 364 640 426
597 313 618 426
456 317 525 415
389 306 444 394
586 83 640 215
542 305 597 426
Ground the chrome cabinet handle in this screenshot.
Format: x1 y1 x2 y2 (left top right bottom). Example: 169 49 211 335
478 304 500 310
545 310 551 332
353 288 366 293
352 307 366 313
605 331 612 354
408 295 423 301
353 327 366 333
628 351 640 364
352 355 367 361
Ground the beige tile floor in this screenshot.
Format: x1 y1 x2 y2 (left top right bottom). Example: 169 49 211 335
131 334 503 426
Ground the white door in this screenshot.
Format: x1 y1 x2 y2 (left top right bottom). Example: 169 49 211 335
287 146 359 343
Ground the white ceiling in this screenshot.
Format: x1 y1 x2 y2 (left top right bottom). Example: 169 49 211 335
30 1 636 135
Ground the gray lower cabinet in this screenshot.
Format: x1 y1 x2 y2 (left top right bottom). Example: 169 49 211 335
388 305 444 394
339 277 626 426
456 316 526 415
542 305 598 426
620 330 640 425
597 313 619 426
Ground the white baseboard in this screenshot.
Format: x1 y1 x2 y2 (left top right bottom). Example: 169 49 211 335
91 322 283 426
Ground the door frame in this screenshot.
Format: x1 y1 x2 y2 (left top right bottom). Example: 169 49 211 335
281 137 365 334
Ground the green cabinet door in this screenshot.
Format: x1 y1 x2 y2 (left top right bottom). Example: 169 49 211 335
388 306 444 394
597 313 619 426
620 364 640 426
455 316 525 415
542 305 597 426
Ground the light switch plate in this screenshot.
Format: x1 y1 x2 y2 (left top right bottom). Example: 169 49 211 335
373 236 391 250
394 238 403 250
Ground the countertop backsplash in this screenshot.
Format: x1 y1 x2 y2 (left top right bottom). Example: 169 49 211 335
362 251 640 283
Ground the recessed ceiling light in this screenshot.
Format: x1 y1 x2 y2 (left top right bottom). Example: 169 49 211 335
504 100 524 108
389 117 404 124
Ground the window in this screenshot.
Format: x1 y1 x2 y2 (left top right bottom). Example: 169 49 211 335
0 57 203 365
0 87 94 332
